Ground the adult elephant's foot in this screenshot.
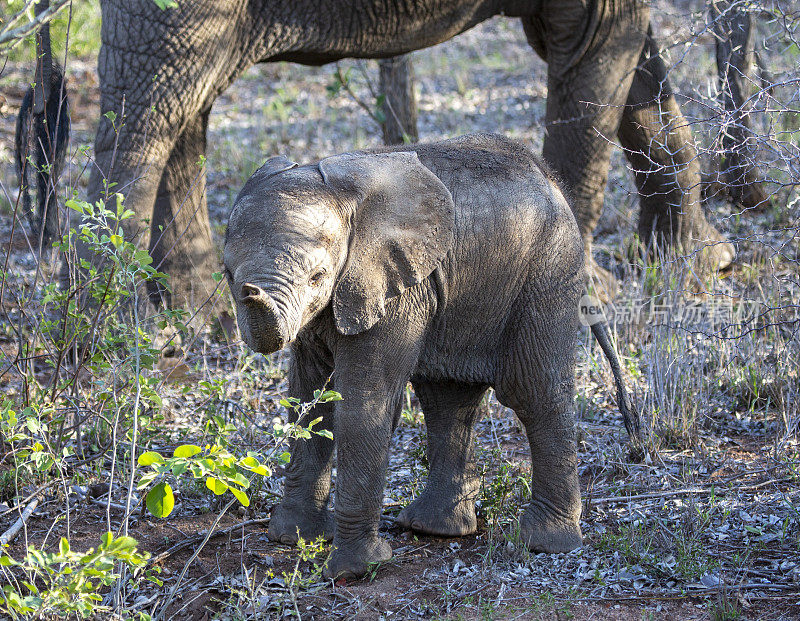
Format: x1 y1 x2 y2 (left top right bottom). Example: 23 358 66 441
693 220 735 271
640 207 735 273
519 501 582 554
396 485 478 537
582 239 618 304
324 536 393 580
267 502 335 544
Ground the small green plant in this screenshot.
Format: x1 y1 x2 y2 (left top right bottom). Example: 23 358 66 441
399 384 423 427
710 592 741 621
477 448 531 530
137 389 341 517
0 533 154 620
281 535 329 617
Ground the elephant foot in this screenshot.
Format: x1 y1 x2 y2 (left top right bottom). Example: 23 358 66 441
324 536 393 580
267 502 335 544
396 486 477 537
689 219 735 272
519 502 582 554
639 216 735 273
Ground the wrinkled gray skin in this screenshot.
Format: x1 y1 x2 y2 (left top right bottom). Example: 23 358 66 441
225 134 615 579
80 0 733 308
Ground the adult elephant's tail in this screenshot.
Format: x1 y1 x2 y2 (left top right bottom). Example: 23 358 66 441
590 322 640 439
15 0 70 247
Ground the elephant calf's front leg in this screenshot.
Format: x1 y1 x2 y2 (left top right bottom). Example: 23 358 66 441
325 384 400 579
268 346 336 544
325 322 425 580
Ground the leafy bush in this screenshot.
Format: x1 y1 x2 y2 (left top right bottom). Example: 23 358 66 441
0 532 154 619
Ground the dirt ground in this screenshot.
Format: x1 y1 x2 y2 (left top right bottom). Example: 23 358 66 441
1 4 799 620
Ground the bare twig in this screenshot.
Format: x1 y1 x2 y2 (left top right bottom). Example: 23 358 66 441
0 0 72 52
591 478 795 505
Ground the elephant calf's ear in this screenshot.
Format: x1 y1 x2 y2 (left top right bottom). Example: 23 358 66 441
319 151 454 335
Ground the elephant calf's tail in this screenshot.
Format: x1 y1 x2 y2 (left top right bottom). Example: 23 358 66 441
590 322 640 439
15 56 70 247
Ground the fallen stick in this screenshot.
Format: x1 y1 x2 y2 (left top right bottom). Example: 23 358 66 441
590 478 795 505
87 497 127 514
0 497 39 546
150 516 271 565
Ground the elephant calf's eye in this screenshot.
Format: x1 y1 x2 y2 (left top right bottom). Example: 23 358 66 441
309 270 326 287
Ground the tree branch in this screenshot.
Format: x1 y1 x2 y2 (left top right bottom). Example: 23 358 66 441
0 0 71 52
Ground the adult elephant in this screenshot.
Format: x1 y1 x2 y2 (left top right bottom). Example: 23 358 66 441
33 0 734 308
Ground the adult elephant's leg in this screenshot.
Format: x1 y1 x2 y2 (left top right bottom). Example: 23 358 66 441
68 1 249 310
148 109 219 310
617 27 735 269
711 0 766 210
396 379 486 536
523 0 648 298
268 341 336 544
69 98 174 297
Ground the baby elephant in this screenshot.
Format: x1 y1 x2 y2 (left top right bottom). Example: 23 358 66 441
224 134 637 579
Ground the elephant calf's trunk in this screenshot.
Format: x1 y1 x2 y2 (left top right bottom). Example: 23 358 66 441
240 283 289 354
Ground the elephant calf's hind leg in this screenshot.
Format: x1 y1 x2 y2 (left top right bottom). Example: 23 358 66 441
497 343 582 553
396 380 486 537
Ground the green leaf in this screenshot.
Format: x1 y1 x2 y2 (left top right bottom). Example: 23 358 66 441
240 456 259 469
171 462 188 478
231 472 250 489
59 537 69 556
138 471 159 489
138 451 164 467
173 444 202 458
229 487 250 507
110 234 124 247
146 482 175 518
66 199 85 214
212 271 224 282
134 249 154 266
108 536 138 552
153 0 178 9
320 390 343 402
205 477 228 495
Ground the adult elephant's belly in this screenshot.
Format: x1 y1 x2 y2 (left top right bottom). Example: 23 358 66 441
265 0 514 63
